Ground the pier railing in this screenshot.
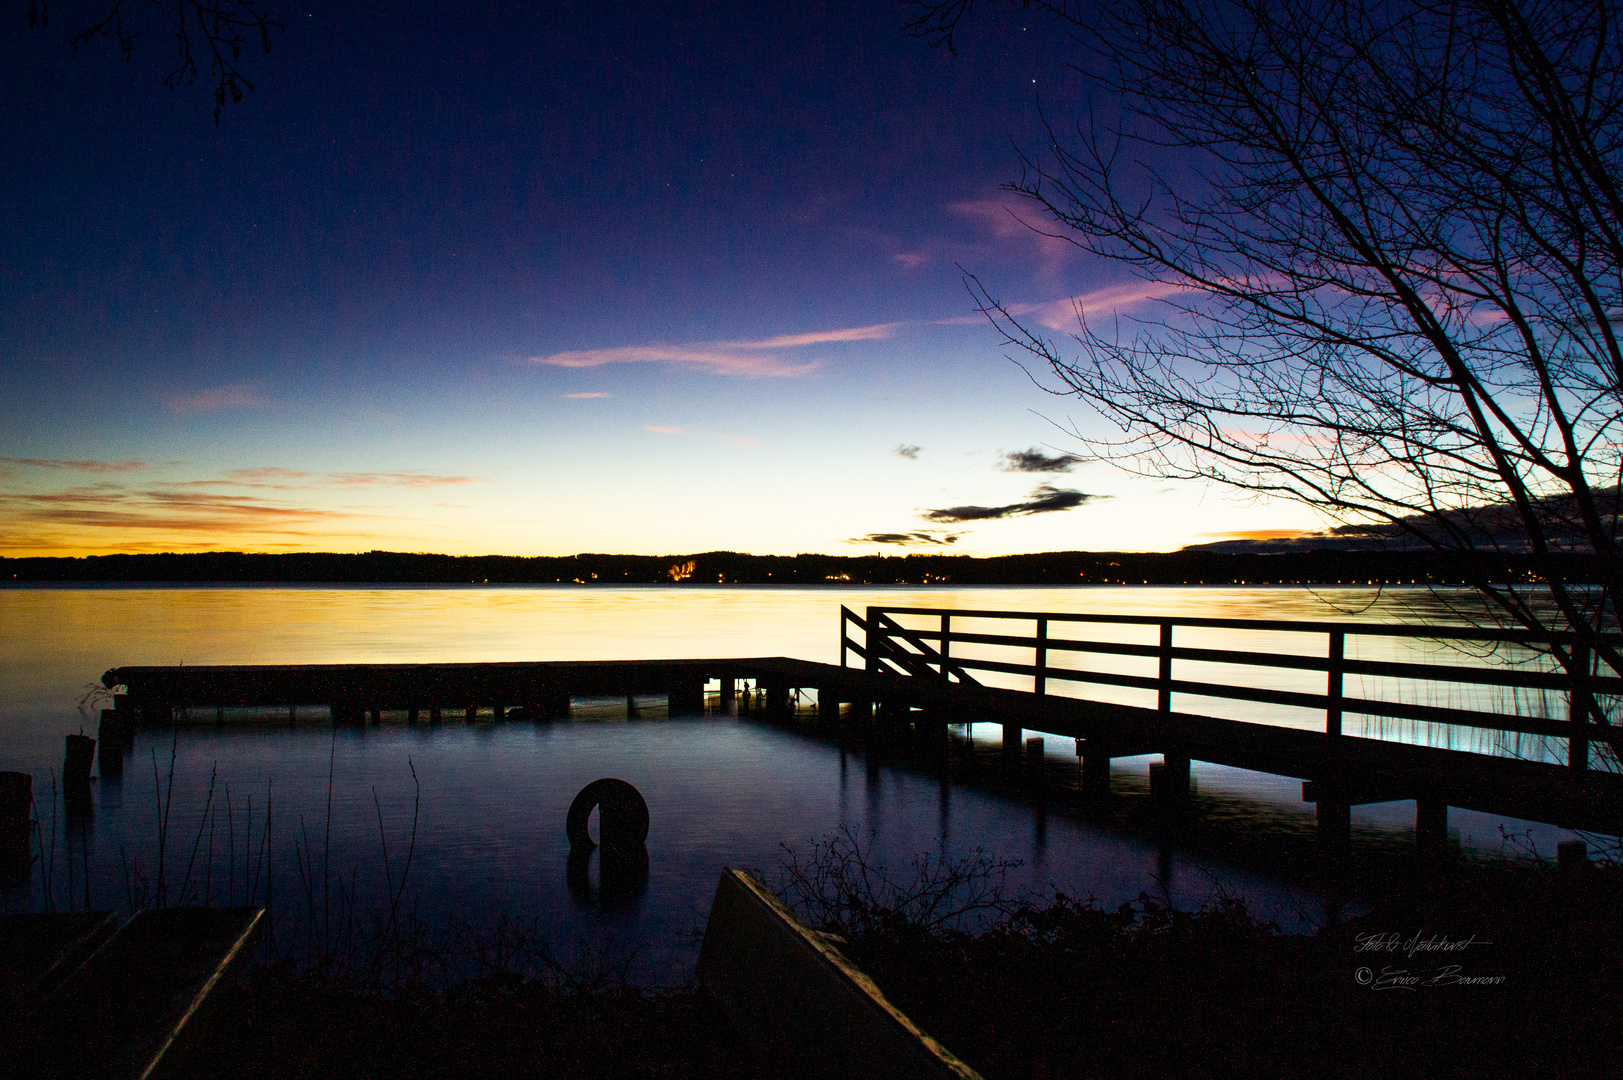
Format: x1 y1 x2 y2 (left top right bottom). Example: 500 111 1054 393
840 605 1623 770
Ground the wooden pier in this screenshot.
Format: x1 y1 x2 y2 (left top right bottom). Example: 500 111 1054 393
99 605 1623 848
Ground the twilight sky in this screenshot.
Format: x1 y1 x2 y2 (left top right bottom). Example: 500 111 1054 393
1 0 1319 557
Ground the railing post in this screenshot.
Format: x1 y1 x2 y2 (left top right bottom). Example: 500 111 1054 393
1570 640 1592 772
840 607 850 669
865 606 882 675
1158 621 1173 713
1035 617 1048 696
939 614 951 682
1327 630 1344 739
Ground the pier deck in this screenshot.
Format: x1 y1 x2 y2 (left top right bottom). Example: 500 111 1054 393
102 648 1622 840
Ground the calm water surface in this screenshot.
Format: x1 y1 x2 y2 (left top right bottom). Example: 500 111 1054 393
0 584 1590 979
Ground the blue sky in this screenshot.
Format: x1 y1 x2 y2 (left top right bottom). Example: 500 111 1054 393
0 1 1320 556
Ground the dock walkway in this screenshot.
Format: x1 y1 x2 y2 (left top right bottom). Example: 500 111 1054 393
100 605 1623 848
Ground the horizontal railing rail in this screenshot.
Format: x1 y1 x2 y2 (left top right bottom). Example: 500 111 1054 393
839 605 1622 769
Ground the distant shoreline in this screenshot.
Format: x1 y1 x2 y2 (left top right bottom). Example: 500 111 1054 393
1 549 1600 586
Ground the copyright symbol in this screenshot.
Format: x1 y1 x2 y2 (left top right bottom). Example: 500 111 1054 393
1354 967 1373 985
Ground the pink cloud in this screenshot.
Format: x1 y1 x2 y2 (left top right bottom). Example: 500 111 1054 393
531 321 899 378
948 199 1076 272
166 385 269 414
731 322 900 348
1007 280 1189 330
535 345 819 378
563 392 611 399
646 425 685 435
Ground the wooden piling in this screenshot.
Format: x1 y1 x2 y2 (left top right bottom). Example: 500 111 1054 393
1316 792 1352 856
1415 797 1448 854
669 683 705 716
1150 754 1191 803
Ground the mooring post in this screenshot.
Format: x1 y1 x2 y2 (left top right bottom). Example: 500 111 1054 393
939 614 952 683
1158 621 1173 713
1026 736 1045 787
1035 617 1048 696
1569 640 1592 771
1415 796 1448 855
1327 630 1345 739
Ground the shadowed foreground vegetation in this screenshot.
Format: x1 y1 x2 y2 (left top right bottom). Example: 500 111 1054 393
179 839 1620 1080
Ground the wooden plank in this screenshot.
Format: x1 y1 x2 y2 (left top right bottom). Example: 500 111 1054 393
10 907 264 1080
697 868 981 1080
0 912 117 1020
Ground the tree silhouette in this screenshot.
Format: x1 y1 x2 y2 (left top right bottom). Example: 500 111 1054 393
28 0 280 121
916 0 1623 744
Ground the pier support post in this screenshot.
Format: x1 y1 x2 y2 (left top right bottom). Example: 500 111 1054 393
718 676 736 709
1150 754 1191 803
626 694 638 718
1316 792 1352 857
1026 737 1046 787
764 684 792 719
1415 797 1448 855
466 705 478 722
1001 722 1022 755
669 683 705 716
1082 749 1111 787
817 693 840 729
429 705 443 724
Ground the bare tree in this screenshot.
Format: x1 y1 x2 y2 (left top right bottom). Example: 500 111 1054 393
27 0 280 121
915 0 1623 741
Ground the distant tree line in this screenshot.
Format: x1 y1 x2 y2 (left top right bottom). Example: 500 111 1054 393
1 550 1603 586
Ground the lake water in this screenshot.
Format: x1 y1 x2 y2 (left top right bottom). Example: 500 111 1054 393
0 584 1595 981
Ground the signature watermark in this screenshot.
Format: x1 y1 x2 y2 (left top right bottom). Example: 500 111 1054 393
1351 930 1503 988
1353 965 1506 988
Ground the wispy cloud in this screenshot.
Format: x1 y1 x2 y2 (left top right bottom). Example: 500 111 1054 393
645 425 759 448
850 531 963 547
327 472 484 488
1 457 151 474
1005 280 1187 331
922 484 1102 523
563 392 611 399
218 467 485 490
166 384 269 414
895 444 921 460
531 321 899 378
1000 448 1082 473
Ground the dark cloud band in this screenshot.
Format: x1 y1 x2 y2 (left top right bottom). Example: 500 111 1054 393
923 484 1100 523
1001 448 1082 473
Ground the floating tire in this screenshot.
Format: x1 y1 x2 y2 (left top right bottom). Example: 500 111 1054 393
566 778 649 851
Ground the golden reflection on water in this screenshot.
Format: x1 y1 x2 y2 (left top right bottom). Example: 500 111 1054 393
0 582 1506 760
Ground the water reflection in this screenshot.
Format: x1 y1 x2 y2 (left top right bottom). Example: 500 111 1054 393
0 584 1603 978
